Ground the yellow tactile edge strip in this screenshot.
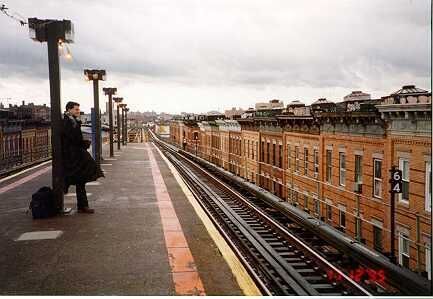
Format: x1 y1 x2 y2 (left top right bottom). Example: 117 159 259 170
152 143 262 296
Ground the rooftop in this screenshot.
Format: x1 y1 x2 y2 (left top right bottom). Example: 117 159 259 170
392 85 430 96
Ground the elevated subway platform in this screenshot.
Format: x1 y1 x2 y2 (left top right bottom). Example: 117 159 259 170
0 143 259 295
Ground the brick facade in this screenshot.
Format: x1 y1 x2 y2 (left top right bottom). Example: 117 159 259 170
168 85 432 279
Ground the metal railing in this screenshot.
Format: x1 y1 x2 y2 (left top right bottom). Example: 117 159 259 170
0 146 51 175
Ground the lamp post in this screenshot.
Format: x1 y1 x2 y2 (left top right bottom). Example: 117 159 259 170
28 18 74 213
113 97 123 150
84 69 106 167
103 87 117 157
124 107 129 145
118 103 127 146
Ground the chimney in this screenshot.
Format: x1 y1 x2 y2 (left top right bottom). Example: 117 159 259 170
22 100 25 106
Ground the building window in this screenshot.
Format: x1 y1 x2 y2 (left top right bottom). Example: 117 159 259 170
267 142 270 164
287 145 291 169
339 207 346 228
373 225 383 252
247 140 250 158
373 159 382 198
279 144 282 168
354 155 362 184
304 148 308 175
326 150 332 183
313 195 320 215
294 189 299 203
355 215 362 241
326 203 332 221
339 152 346 186
398 232 410 268
261 141 264 162
313 150 319 178
426 162 432 212
399 158 410 203
295 146 300 172
304 194 308 210
272 143 276 166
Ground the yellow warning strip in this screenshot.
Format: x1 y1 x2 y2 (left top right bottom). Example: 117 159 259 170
153 143 262 296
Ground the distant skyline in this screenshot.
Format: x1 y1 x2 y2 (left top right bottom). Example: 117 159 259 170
0 0 430 114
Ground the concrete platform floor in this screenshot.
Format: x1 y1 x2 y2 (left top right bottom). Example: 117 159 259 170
0 142 255 295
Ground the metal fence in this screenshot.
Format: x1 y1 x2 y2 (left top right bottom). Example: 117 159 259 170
0 145 51 175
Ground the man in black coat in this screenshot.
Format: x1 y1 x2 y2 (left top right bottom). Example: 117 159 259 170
62 101 104 213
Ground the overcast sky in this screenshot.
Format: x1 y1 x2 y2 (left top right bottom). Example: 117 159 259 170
0 0 431 114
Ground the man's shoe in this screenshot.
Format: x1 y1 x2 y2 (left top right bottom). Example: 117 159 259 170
77 207 95 214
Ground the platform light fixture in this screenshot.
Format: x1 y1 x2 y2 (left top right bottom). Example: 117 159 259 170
28 18 75 214
84 69 106 167
103 88 117 157
124 107 130 145
118 103 127 146
113 97 124 150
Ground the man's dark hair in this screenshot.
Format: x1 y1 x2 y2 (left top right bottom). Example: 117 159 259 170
66 101 80 110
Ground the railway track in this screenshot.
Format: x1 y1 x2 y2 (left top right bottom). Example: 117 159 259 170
152 135 375 296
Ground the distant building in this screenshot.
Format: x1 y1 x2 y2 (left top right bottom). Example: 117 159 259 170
255 99 284 110
224 107 245 119
343 90 371 102
5 101 50 121
286 100 310 116
207 110 224 116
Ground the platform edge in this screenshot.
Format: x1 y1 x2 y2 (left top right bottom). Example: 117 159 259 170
152 142 262 296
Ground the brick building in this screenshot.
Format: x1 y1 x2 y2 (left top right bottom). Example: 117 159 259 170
198 121 212 161
238 118 259 184
216 120 230 170
169 119 183 147
168 86 432 279
280 101 321 214
255 107 285 198
377 85 431 277
228 121 242 176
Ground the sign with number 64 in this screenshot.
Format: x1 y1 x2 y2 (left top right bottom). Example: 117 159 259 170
391 169 403 194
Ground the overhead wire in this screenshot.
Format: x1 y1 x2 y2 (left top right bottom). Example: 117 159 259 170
0 2 27 26
1 2 88 73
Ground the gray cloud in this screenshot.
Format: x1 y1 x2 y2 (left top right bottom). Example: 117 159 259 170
0 0 430 113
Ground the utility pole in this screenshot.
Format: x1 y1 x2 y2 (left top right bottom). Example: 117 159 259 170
103 87 117 157
84 69 106 167
113 97 123 150
28 18 74 214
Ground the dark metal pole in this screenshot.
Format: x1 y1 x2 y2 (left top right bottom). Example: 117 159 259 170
390 191 396 263
117 104 121 150
99 108 103 160
120 107 124 146
122 108 126 145
125 109 128 145
390 166 397 264
108 94 114 157
93 79 101 167
46 23 64 212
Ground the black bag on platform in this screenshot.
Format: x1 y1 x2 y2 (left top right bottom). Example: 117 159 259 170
29 187 57 219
